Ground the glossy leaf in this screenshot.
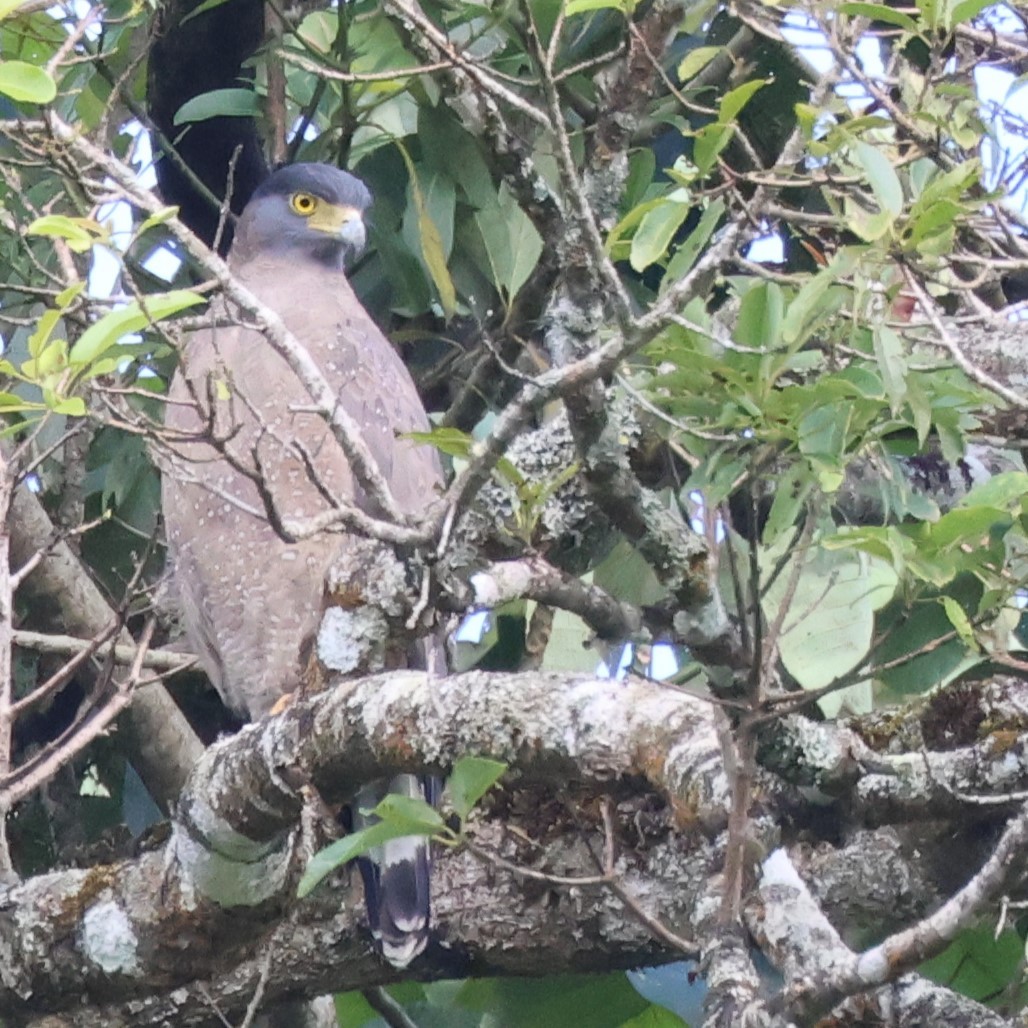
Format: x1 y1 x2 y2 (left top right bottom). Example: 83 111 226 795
0 60 56 104
173 88 260 125
630 200 690 272
69 291 203 368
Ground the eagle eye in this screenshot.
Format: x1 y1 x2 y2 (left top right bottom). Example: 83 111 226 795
289 192 319 216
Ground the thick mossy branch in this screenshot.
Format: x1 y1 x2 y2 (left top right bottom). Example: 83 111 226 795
3 672 1026 1025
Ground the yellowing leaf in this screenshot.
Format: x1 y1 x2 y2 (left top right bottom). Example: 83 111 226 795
396 143 456 319
940 596 978 651
28 214 107 253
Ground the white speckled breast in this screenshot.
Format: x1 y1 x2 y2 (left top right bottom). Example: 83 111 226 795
162 257 441 719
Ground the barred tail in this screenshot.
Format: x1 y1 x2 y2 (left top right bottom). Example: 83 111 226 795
354 774 434 967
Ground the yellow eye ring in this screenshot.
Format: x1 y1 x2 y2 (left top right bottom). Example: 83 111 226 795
289 192 318 216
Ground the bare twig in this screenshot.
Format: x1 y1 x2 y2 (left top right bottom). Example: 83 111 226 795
470 555 641 640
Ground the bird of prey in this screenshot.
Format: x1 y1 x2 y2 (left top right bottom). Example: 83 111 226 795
161 162 442 967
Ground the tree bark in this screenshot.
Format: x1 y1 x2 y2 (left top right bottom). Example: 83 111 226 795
1 668 1024 1026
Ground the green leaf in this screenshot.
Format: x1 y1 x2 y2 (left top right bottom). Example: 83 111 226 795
607 198 663 258
55 282 85 308
299 794 444 899
27 307 63 360
764 547 898 693
542 602 597 672
844 199 894 242
853 140 903 215
619 1006 688 1027
448 756 506 820
173 88 260 126
929 505 1009 553
956 471 1028 511
565 0 631 14
0 61 57 104
762 463 813 545
782 249 858 346
593 539 667 607
921 928 1027 1004
332 992 378 1027
677 45 721 81
51 396 86 416
630 200 690 272
940 595 978 651
0 392 46 413
69 291 203 368
949 0 991 25
473 186 542 303
23 337 69 380
735 281 784 349
405 426 522 484
180 0 236 25
662 198 725 287
905 198 961 250
719 79 767 123
798 403 850 461
873 325 907 410
836 2 919 29
28 214 106 253
298 821 415 898
874 576 984 694
138 206 181 233
405 425 474 458
693 123 732 176
370 793 446 835
457 973 651 1028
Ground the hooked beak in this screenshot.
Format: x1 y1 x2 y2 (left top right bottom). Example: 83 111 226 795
308 203 367 256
